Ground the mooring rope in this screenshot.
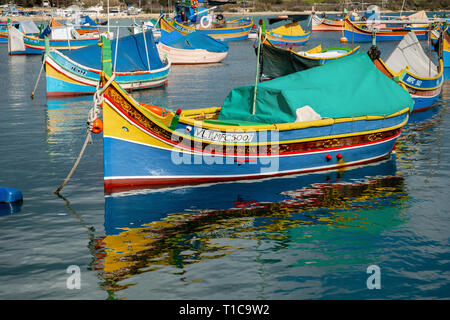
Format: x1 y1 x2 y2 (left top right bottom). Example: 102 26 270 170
54 74 116 194
31 56 46 99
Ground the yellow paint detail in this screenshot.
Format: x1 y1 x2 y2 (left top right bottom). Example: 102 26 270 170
103 98 172 149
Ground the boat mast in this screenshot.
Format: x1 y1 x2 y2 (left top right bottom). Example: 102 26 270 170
252 21 264 115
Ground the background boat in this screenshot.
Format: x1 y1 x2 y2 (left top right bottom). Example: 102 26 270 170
157 17 229 64
45 30 170 97
344 17 428 42
258 38 360 79
371 31 443 112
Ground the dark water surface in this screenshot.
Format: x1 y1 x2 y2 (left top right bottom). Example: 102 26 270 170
0 20 449 300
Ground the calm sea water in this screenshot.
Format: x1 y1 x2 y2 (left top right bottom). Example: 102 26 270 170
0 18 449 301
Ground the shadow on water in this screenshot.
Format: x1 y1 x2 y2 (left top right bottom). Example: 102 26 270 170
83 155 409 297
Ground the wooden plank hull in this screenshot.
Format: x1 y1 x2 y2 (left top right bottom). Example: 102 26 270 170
156 42 228 64
344 18 428 42
171 18 253 41
100 73 409 193
373 58 443 112
45 50 170 97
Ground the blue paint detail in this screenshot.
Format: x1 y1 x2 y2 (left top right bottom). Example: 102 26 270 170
103 134 397 181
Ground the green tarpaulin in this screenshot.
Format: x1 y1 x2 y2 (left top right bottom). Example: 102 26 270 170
219 53 414 124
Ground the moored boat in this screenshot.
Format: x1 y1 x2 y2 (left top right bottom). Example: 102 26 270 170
45 30 170 97
344 17 428 42
157 17 229 64
266 21 311 46
8 19 100 55
311 13 344 32
95 35 413 193
370 31 443 112
259 38 360 79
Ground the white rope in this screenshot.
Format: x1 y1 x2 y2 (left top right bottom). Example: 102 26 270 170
55 73 116 194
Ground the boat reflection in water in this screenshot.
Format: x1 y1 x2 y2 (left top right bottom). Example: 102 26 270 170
93 155 408 294
46 96 93 154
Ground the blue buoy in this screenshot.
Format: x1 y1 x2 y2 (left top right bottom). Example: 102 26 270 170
0 187 23 203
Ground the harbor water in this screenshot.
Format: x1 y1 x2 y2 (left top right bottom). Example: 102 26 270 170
0 18 449 300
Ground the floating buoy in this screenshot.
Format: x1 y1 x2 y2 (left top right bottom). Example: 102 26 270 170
325 154 332 161
92 118 103 134
336 153 343 160
340 36 348 43
140 103 168 117
0 187 23 203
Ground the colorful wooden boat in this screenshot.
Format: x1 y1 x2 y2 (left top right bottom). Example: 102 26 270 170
45 31 170 97
344 17 428 42
157 17 229 64
443 26 450 68
259 38 360 79
170 17 253 41
8 22 100 55
371 31 443 112
96 35 412 193
266 21 311 46
1 19 40 43
311 14 344 31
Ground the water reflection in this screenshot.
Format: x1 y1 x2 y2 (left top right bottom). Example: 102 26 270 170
46 96 93 158
93 155 408 295
0 201 23 216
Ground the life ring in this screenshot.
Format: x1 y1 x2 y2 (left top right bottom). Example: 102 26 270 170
200 16 212 29
191 0 198 8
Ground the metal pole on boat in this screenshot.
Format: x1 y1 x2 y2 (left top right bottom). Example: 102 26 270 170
142 23 151 72
107 0 110 34
252 24 262 115
113 26 119 74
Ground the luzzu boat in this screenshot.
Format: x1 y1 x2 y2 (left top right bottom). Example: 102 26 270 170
157 17 229 64
8 20 100 55
311 13 344 31
45 30 170 97
371 31 443 112
170 16 253 41
1 19 40 43
266 21 311 46
95 35 413 193
170 1 253 41
344 17 428 42
259 38 360 79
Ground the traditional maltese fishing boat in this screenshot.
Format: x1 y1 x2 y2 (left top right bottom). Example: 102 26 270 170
45 30 170 97
371 31 443 112
94 35 412 193
170 0 253 41
258 38 360 79
265 21 311 46
343 17 428 42
8 18 100 55
157 17 229 64
311 13 344 31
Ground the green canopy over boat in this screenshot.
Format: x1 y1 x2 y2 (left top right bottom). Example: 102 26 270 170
219 53 414 124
